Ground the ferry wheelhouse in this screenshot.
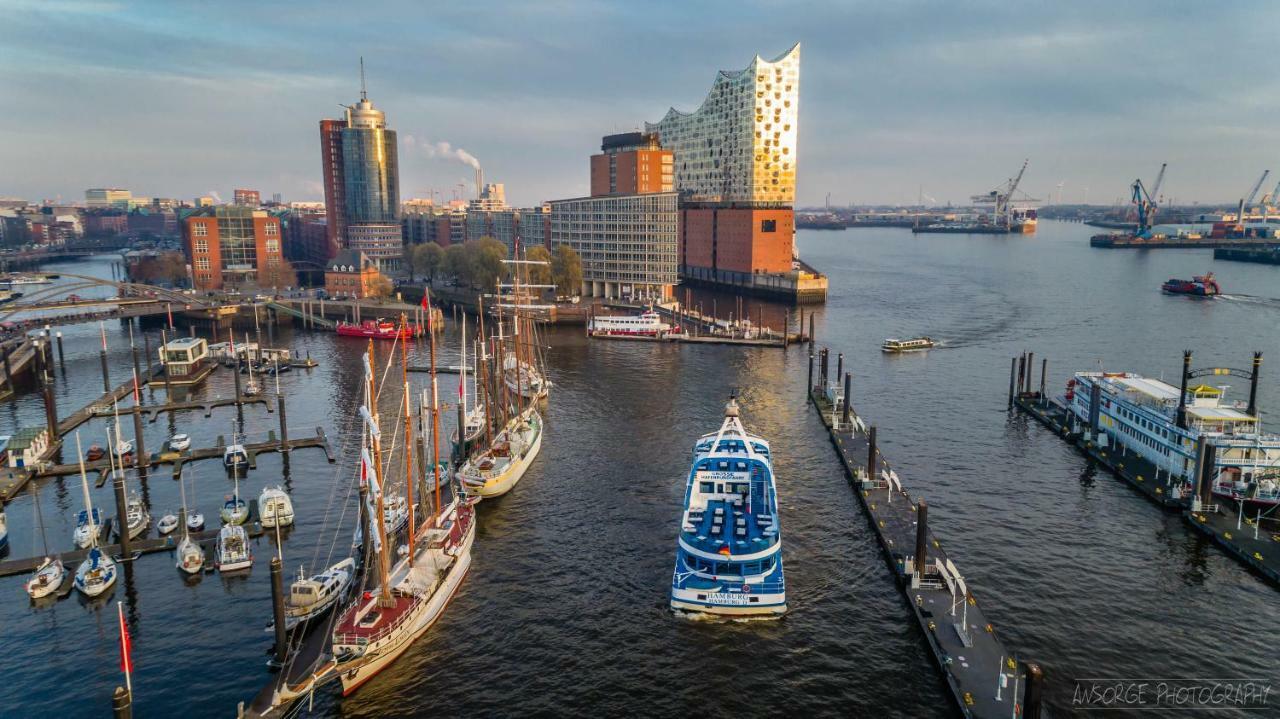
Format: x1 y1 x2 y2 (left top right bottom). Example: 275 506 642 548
670 398 785 617
1064 354 1280 508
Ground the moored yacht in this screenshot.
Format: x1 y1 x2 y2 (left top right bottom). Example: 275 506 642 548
670 398 786 617
258 486 294 528
456 408 543 499
269 557 355 632
216 524 252 572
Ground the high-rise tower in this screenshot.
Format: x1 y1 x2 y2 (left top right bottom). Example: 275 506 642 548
318 62 403 273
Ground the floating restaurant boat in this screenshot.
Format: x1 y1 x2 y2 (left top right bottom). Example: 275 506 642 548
670 397 785 617
881 336 935 353
216 524 252 572
1064 351 1280 509
1162 272 1220 297
336 319 415 340
2 275 52 286
588 308 682 338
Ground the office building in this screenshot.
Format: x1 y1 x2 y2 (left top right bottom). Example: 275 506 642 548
319 77 402 273
184 206 285 291
234 188 262 206
590 132 673 197
85 188 132 210
549 192 678 301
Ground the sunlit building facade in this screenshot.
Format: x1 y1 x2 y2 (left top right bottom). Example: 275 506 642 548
185 206 284 291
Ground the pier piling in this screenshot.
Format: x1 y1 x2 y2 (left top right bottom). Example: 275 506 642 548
1198 443 1217 508
112 686 132 719
42 369 58 442
1016 353 1025 397
915 499 928 577
820 349 829 388
270 556 288 667
1007 357 1017 409
841 372 852 428
1039 358 1047 403
132 408 148 478
1025 352 1034 394
113 469 132 560
1248 351 1262 417
277 393 288 451
836 353 844 384
808 313 815 349
233 354 243 404
1176 350 1192 429
55 331 65 371
3 347 12 393
159 330 173 399
100 347 111 394
807 353 814 393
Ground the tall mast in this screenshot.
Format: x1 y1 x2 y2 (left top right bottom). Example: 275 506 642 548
75 433 98 547
365 339 392 605
425 293 442 524
399 314 415 567
457 314 467 460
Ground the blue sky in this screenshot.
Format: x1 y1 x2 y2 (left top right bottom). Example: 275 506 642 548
1 0 1277 207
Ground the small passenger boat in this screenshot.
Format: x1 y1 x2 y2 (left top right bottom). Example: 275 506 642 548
881 336 935 353
267 558 356 632
1162 272 1220 297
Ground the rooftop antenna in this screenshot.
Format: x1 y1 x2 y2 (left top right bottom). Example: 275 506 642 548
359 56 367 101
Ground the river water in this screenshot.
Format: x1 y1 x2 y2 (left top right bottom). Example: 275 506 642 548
1 221 1277 717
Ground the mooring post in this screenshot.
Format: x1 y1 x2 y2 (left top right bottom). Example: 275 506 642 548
132 406 147 478
807 353 814 396
277 393 288 451
159 330 173 400
1016 353 1025 398
112 686 132 719
1039 358 1048 404
808 312 815 350
100 343 111 394
113 468 132 560
270 555 288 666
2 346 12 393
1248 351 1262 417
130 342 143 404
1023 662 1044 719
232 350 243 405
42 367 58 441
1007 357 1017 409
33 339 45 388
841 372 852 429
867 425 878 480
55 331 65 372
836 353 844 384
915 499 928 577
1025 351 1035 394
820 348 829 388
142 333 152 376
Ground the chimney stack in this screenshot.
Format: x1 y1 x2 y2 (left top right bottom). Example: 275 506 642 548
476 167 484 200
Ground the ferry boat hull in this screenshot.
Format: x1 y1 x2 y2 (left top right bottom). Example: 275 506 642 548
334 522 475 695
1162 273 1220 296
458 411 543 499
670 581 786 616
335 320 416 340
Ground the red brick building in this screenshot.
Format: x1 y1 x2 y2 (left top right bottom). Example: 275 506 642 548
590 132 673 197
324 249 380 299
679 207 794 276
185 206 284 291
318 118 346 263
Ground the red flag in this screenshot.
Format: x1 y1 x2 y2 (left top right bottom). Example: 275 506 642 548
718 545 731 556
118 601 133 682
420 292 429 311
458 377 464 400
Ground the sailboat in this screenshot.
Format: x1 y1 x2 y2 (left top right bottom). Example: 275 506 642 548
329 322 476 695
72 434 117 598
499 251 551 402
221 471 248 525
216 523 252 572
108 424 149 541
26 483 67 599
0 511 6 553
176 470 204 574
243 333 262 397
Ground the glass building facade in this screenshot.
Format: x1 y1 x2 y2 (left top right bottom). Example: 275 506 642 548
216 206 258 284
342 127 399 225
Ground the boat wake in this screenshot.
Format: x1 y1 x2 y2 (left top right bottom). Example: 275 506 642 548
1216 294 1280 309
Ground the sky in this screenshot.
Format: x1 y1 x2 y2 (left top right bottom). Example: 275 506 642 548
2 0 1278 208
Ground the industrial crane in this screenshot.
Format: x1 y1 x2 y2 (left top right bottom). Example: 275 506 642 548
1130 162 1166 238
1261 177 1280 220
1236 170 1270 229
971 159 1031 229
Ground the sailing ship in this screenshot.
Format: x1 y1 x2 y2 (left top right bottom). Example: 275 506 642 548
25 483 66 599
670 398 786 617
72 434 116 598
329 320 476 695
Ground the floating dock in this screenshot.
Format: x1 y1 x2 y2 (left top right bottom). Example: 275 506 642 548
1213 246 1280 265
1009 355 1280 590
809 347 1042 719
1090 234 1275 249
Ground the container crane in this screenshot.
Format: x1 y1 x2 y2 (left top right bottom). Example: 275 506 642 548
971 159 1030 229
1262 177 1280 220
1235 170 1270 229
1130 162 1166 238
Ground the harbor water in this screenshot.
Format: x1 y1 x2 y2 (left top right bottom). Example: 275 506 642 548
1 220 1278 717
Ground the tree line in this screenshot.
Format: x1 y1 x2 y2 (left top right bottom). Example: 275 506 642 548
408 238 583 296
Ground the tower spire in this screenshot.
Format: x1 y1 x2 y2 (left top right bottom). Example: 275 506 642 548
359 56 367 101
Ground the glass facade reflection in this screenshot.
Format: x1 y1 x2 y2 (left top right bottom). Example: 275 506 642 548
342 128 399 224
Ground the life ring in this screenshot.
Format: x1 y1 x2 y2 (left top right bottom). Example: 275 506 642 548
741 583 752 594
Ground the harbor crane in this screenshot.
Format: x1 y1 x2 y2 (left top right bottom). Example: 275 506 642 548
1130 162 1166 238
1236 169 1270 229
1261 177 1280 220
971 159 1033 229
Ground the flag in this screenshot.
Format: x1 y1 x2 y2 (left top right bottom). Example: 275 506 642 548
718 545 731 556
117 601 133 691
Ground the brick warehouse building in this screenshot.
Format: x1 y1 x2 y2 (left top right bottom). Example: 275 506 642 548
185 206 284 291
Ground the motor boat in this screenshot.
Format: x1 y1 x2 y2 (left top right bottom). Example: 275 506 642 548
267 558 355 632
187 511 206 532
123 492 150 540
258 486 294 528
26 556 65 599
168 434 191 452
215 524 252 572
157 513 179 535
224 443 249 471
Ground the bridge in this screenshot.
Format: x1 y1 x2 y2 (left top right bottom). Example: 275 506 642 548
0 272 216 329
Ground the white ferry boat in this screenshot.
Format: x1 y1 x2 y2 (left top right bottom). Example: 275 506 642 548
1064 352 1280 508
882 337 935 353
670 398 785 617
589 308 680 338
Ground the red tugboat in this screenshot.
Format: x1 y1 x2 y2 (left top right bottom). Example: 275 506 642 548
1161 272 1220 297
335 319 416 340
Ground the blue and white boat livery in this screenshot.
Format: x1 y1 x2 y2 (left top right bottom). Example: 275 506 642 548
671 398 785 617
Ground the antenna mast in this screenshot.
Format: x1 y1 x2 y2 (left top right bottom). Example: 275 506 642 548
359 56 367 100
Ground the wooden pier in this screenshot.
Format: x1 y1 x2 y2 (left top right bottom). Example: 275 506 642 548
809 349 1041 718
1011 377 1280 590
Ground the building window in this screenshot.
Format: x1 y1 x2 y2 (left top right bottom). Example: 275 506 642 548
195 239 208 253
193 224 208 237
761 219 777 233
266 239 279 253
265 223 278 236
196 258 210 270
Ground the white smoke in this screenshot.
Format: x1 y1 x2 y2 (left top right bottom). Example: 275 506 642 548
208 190 224 204
404 134 481 170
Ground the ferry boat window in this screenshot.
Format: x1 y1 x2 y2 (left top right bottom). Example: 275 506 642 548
700 481 715 492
